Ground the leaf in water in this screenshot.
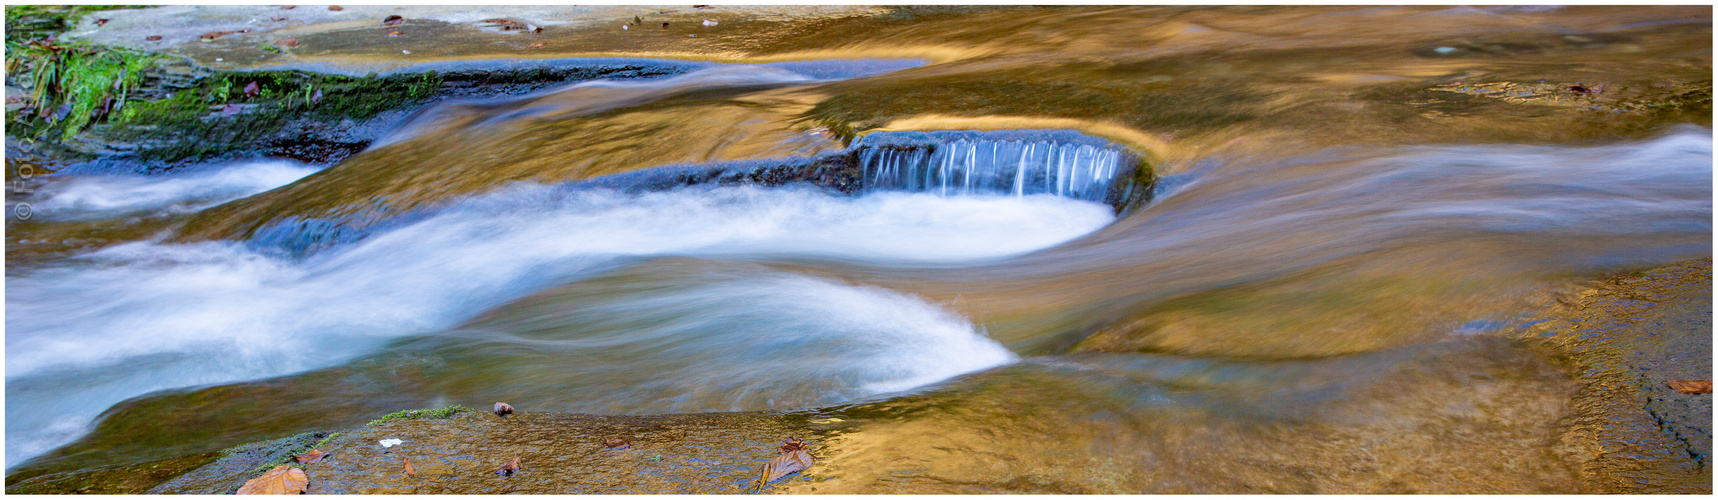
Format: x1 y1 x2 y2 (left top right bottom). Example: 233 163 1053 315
145 35 162 41
403 458 416 477
382 15 403 27
236 465 308 495
243 81 261 98
496 456 521 476
276 38 299 47
603 438 629 450
1668 380 1712 394
493 402 514 416
328 6 343 11
527 42 547 49
293 448 328 464
282 5 295 9
765 437 813 482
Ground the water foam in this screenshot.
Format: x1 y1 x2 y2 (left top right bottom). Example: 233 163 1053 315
28 160 322 218
5 185 1109 464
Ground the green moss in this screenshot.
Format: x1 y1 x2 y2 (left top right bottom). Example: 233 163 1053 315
366 405 476 426
229 430 342 477
6 41 157 140
93 69 445 162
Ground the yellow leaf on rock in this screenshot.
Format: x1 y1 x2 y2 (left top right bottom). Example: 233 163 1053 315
236 465 308 494
1668 379 1713 394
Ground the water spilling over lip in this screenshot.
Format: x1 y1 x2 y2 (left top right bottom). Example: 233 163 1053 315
4 184 1110 465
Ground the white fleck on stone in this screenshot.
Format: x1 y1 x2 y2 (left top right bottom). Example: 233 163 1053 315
379 438 404 448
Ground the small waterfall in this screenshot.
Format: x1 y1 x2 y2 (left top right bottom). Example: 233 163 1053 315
850 130 1141 204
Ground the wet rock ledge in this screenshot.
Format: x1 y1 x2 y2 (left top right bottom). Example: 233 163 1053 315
9 408 833 494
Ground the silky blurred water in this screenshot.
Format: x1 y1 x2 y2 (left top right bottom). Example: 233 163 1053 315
3 6 1711 492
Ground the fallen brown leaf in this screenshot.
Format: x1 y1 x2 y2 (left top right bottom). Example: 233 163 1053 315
763 437 813 483
527 41 546 49
497 456 520 476
293 448 328 464
95 19 109 27
275 38 299 47
382 15 403 26
282 5 296 9
403 457 416 477
243 81 260 98
236 465 308 495
1668 380 1712 394
146 35 163 41
481 18 520 30
603 438 629 450
493 402 513 416
199 30 245 41
386 31 403 37
328 6 343 11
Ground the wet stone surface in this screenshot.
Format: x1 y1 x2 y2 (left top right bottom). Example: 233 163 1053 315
155 411 824 494
1519 258 1713 494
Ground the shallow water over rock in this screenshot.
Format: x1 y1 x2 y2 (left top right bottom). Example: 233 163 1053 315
5 4 1711 494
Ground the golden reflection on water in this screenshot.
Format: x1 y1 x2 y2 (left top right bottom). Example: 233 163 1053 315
5 4 1711 494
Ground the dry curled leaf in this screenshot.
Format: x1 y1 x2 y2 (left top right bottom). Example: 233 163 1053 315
497 456 520 476
293 448 327 464
1668 380 1712 394
382 15 403 26
275 38 299 47
243 81 260 98
95 19 109 27
236 465 308 495
328 5 343 11
527 41 546 49
493 402 513 416
145 35 163 41
403 457 416 477
603 438 629 450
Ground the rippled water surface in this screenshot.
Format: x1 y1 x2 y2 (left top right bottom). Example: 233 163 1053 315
4 4 1712 493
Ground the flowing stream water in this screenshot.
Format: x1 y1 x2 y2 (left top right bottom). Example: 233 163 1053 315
3 5 1712 493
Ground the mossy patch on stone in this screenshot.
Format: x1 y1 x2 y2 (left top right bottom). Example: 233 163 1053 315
367 405 478 426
